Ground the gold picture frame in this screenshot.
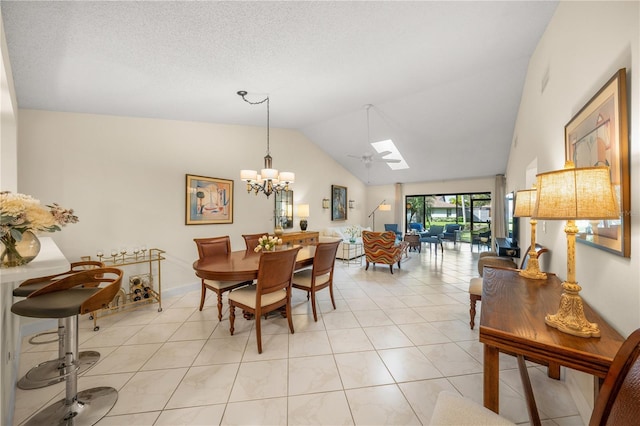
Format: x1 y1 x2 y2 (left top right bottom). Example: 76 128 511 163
186 174 234 225
565 68 629 257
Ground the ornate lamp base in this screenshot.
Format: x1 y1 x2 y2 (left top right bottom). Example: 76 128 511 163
300 219 308 231
518 257 547 280
544 282 600 338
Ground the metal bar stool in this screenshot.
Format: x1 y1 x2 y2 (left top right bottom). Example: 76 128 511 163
13 261 104 390
12 267 123 425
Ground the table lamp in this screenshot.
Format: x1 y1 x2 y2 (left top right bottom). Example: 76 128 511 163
297 204 310 231
514 188 546 280
534 162 618 338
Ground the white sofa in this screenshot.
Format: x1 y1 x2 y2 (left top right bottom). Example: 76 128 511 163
320 225 370 259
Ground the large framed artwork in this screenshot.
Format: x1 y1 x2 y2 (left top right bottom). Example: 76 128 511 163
186 174 233 225
331 185 347 221
565 68 629 257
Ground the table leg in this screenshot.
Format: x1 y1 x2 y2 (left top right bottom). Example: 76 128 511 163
484 344 499 413
517 355 541 426
547 362 561 379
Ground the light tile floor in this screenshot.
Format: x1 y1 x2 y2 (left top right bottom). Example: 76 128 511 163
13 245 585 425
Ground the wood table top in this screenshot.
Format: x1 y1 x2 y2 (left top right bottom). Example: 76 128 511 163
193 245 316 282
479 266 624 378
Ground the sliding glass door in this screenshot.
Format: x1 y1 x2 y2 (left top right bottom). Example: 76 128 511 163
405 192 491 244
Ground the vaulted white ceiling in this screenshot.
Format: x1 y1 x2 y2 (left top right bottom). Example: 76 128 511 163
1 1 557 186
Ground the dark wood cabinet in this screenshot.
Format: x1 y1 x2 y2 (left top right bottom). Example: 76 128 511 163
495 237 520 257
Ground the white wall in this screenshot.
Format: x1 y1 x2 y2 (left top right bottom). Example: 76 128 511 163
506 1 639 418
16 110 367 290
0 7 17 192
508 0 639 336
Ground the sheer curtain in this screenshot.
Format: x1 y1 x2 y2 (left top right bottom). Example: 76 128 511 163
493 175 507 239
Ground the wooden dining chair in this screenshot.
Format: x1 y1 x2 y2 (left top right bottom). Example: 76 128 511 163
242 232 270 251
228 246 301 354
469 244 549 329
292 240 340 321
429 327 640 425
194 236 250 321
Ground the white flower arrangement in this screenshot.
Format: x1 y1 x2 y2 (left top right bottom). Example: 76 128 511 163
345 225 360 240
1 192 78 240
254 235 283 252
1 191 78 266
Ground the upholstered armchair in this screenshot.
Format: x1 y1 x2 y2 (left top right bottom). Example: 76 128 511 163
383 224 402 240
408 222 425 233
362 230 407 274
442 224 461 244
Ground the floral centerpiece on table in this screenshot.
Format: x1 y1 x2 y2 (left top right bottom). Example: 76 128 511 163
1 192 78 267
345 225 360 243
254 235 283 252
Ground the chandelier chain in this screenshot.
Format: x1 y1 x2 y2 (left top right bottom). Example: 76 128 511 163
238 92 270 155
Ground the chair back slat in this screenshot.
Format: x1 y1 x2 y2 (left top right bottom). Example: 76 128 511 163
194 236 231 259
590 328 640 425
242 233 269 251
256 247 301 296
312 240 340 277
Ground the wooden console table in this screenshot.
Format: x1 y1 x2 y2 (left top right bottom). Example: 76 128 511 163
279 231 319 246
479 267 624 422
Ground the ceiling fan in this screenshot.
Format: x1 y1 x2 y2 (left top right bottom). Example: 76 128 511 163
347 151 401 168
348 104 401 169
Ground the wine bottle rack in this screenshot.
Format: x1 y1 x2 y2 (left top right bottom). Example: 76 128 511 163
81 248 165 330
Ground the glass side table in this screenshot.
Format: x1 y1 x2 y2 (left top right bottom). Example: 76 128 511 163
342 241 363 267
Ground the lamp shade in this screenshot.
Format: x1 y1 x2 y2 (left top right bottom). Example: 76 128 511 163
297 204 309 218
278 172 295 183
240 170 257 182
514 189 536 218
379 203 391 211
534 165 618 220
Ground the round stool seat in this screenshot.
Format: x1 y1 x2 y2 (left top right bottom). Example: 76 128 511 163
13 280 55 298
12 288 100 319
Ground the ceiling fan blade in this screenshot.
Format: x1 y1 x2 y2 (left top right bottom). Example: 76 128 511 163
372 158 401 163
347 154 362 159
375 150 392 157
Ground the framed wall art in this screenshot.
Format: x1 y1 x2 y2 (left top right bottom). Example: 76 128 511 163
186 174 233 225
565 68 629 257
331 185 347 221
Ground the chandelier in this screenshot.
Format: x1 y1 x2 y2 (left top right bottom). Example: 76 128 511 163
238 90 294 198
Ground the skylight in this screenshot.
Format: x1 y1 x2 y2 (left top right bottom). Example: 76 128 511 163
371 139 409 170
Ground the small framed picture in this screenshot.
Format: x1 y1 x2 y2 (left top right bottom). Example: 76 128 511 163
186 174 233 225
331 185 347 221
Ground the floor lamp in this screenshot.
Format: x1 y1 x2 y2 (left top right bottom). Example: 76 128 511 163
534 163 618 338
368 199 391 231
514 188 546 280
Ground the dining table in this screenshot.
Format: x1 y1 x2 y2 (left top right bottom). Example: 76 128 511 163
192 244 316 283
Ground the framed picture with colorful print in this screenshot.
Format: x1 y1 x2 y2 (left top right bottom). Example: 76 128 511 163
331 185 347 221
565 68 629 257
186 174 233 225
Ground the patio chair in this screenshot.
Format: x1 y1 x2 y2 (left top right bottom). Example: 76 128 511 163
383 224 402 240
408 223 425 233
442 224 461 245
